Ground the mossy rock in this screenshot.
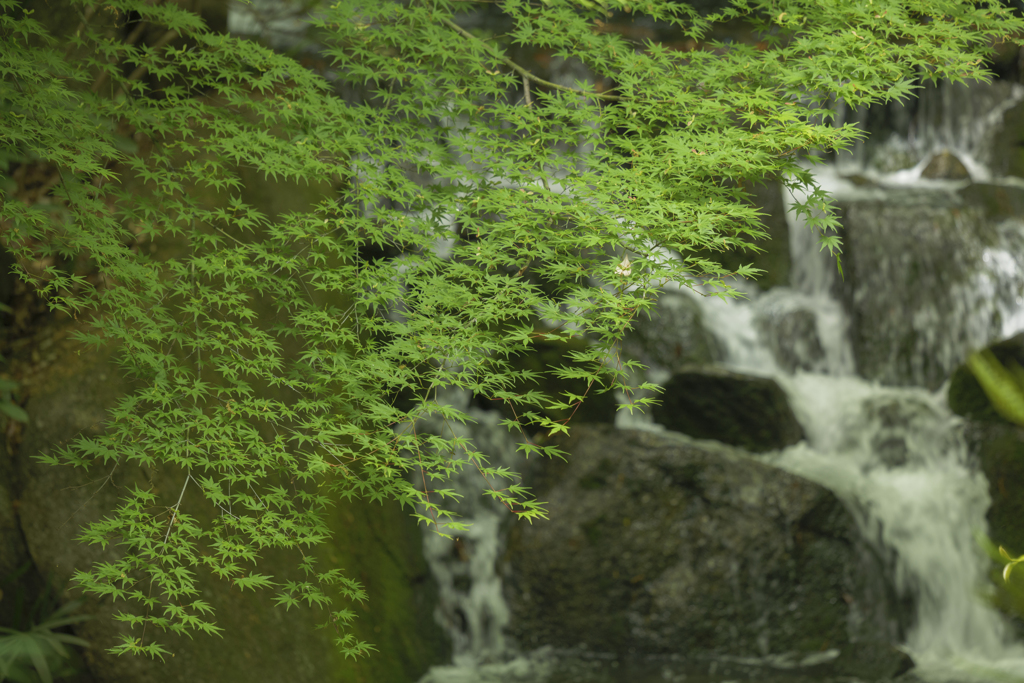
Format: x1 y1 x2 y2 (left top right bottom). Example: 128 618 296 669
10 325 448 683
920 151 970 180
504 425 889 658
965 421 1024 558
947 333 1024 424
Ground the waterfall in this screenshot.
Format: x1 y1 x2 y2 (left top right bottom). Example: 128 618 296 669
678 165 1024 683
834 80 1024 183
681 80 1024 679
771 378 1024 682
412 389 519 667
418 80 1024 683
414 390 572 683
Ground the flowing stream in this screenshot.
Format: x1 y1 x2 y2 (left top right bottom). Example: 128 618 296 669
417 80 1024 683
735 185 1024 682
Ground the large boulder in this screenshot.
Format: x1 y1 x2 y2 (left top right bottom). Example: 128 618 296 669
651 368 804 452
504 425 889 660
920 150 970 180
5 320 448 683
835 186 1024 390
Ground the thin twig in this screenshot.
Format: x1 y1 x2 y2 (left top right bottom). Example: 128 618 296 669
111 29 180 101
57 459 122 530
438 16 621 102
522 74 532 108
162 471 192 545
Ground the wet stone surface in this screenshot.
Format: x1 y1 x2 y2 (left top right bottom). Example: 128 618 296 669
503 425 892 661
421 646 916 683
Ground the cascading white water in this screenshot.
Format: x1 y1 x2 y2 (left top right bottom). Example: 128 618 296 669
773 206 1024 682
672 133 1024 679
418 80 1024 682
414 390 569 683
833 81 1024 183
411 389 517 667
771 376 1024 683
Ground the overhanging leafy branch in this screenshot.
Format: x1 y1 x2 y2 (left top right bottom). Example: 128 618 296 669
2 0 1021 660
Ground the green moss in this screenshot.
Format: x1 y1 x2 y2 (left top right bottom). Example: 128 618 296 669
14 336 449 683
319 498 449 683
578 459 615 490
582 515 608 546
8 148 448 682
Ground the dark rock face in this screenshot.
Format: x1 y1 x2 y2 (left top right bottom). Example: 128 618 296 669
651 368 804 452
834 187 1024 390
950 338 1024 598
921 151 970 180
5 325 448 683
624 293 721 371
504 426 887 659
0 441 48 633
964 420 1024 557
964 419 1024 641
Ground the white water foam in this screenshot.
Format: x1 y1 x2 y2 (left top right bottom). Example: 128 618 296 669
769 374 1024 683
414 391 523 677
681 162 1024 681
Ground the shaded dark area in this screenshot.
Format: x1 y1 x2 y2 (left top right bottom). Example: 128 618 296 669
652 368 804 452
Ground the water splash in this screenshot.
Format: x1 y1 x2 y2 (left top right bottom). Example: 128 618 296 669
976 218 1024 341
767 374 1024 683
414 390 522 672
834 80 1024 183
